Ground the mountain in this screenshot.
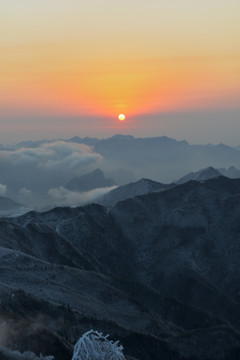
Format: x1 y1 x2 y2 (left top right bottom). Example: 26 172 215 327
68 135 240 183
1 136 240 203
65 168 115 192
0 196 27 217
218 166 240 178
176 166 240 185
1 177 240 359
97 178 173 207
176 166 222 184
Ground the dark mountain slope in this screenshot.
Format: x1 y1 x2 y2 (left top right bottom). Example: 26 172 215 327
1 177 240 358
112 177 240 295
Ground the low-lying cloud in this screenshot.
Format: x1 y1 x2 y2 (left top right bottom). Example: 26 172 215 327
0 141 102 197
1 141 101 170
48 185 117 207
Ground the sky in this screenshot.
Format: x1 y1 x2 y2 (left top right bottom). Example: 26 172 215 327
1 0 240 145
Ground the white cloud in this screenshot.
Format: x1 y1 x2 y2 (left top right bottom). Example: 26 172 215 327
19 188 33 196
48 185 117 207
1 141 102 171
0 183 7 196
0 141 103 196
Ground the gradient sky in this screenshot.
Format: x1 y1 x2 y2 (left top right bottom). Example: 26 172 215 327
1 0 240 144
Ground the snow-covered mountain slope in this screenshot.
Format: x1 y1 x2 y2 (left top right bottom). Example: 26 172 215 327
176 166 222 184
1 177 240 359
97 178 173 207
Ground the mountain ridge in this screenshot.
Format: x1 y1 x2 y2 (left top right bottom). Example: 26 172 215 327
1 177 240 359
97 178 173 207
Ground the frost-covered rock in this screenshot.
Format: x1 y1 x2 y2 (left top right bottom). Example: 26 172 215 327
72 330 125 360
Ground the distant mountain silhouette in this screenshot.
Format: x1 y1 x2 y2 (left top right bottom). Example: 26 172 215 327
176 166 240 185
65 168 115 192
67 135 240 183
218 165 240 178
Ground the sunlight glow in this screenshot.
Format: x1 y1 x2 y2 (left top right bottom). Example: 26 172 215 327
118 114 125 121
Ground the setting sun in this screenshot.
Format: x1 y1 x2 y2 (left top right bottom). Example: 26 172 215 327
118 114 125 121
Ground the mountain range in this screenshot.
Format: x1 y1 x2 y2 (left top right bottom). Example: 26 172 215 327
1 135 240 210
1 176 240 359
97 166 240 207
68 135 240 182
176 166 240 184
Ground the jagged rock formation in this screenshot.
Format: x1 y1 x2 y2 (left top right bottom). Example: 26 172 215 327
1 177 240 359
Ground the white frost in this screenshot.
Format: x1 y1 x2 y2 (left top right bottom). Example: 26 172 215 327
72 330 125 360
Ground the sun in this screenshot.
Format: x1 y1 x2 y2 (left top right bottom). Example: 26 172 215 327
118 114 125 121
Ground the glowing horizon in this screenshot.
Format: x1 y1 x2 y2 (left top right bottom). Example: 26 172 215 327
1 0 240 142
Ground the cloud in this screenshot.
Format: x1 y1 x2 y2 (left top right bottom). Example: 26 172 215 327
0 141 102 196
19 188 33 197
17 188 34 207
0 184 7 196
48 185 117 207
1 141 101 171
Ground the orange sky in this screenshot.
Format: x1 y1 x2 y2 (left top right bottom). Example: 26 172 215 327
0 0 240 142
